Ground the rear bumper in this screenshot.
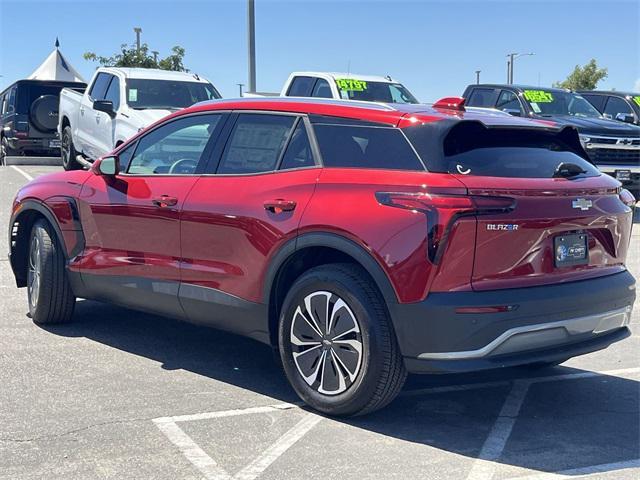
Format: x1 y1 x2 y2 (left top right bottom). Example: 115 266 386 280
7 137 60 156
389 271 636 373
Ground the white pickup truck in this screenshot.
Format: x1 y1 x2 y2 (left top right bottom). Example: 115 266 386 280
58 67 221 169
280 71 420 104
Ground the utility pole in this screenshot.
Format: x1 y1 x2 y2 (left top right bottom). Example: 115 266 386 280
134 27 142 53
475 70 481 84
238 83 245 97
247 0 256 93
506 52 534 84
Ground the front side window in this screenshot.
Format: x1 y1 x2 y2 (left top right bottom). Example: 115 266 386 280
89 73 112 101
336 79 418 104
103 76 120 110
313 124 424 170
127 114 221 175
496 90 522 114
126 79 220 110
603 96 634 119
217 114 296 174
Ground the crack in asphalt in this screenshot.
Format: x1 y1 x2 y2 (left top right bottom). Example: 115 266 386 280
0 415 158 443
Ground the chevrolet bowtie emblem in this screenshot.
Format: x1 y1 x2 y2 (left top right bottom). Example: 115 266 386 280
572 198 593 211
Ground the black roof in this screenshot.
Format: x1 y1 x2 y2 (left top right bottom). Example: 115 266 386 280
468 84 571 93
576 90 638 97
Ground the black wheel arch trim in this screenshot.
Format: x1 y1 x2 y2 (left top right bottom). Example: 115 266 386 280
263 231 399 307
9 198 85 287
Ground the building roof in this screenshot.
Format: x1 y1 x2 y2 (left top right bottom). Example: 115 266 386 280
27 40 86 83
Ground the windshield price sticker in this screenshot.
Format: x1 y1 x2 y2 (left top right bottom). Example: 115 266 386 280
633 96 640 107
336 78 368 92
523 90 554 103
128 89 138 102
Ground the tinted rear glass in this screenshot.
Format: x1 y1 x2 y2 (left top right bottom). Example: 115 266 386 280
16 84 67 114
413 124 600 178
314 124 424 170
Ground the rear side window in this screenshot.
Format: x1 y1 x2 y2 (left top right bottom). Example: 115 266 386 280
313 124 424 171
466 88 499 107
311 79 332 98
279 120 315 170
432 124 600 178
287 76 316 97
217 114 295 174
582 94 606 111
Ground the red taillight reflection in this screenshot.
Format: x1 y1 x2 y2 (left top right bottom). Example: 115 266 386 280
376 191 516 263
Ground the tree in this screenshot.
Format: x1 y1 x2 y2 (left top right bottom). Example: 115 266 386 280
84 42 189 71
554 59 607 90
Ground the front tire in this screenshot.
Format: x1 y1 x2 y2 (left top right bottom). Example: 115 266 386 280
61 126 81 171
279 263 406 416
27 219 76 324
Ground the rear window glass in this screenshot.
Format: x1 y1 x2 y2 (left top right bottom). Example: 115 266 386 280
16 84 68 114
433 125 600 178
313 124 424 171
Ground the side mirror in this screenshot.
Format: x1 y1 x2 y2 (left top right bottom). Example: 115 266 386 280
503 108 522 117
96 155 119 176
615 113 636 124
93 99 115 116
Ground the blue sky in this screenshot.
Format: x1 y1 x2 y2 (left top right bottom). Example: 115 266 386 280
1 0 638 101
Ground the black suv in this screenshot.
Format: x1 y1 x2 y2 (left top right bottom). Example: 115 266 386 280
463 84 640 196
0 79 86 164
579 91 640 126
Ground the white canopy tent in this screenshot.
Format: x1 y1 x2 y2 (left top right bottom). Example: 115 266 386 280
27 39 86 83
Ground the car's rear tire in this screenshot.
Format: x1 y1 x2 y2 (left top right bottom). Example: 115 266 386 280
278 263 406 416
27 219 76 324
1 136 15 165
61 126 81 171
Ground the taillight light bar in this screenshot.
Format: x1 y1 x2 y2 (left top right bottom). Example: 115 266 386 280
376 191 516 263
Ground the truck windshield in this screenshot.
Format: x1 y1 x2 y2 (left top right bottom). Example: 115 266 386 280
336 79 418 104
521 89 602 118
126 79 221 110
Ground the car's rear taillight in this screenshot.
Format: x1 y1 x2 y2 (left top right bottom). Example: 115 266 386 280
619 189 637 207
376 191 515 263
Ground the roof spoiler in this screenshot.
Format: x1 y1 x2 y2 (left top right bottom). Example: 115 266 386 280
433 96 466 111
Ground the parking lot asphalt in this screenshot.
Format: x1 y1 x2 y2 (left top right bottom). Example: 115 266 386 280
0 164 638 480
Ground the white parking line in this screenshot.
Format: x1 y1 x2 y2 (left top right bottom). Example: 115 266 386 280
465 366 640 480
10 165 34 181
155 367 640 480
506 458 640 479
466 380 530 480
153 403 321 480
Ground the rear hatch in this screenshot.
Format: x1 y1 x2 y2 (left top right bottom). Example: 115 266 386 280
406 120 634 291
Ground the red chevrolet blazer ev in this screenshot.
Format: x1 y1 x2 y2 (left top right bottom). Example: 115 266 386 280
8 97 636 416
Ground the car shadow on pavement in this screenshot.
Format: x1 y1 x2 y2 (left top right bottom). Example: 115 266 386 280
43 299 639 477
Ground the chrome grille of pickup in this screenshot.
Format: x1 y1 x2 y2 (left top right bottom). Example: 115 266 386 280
587 148 640 166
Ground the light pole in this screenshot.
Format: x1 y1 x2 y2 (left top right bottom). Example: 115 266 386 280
238 83 245 97
247 0 256 93
134 27 142 53
152 51 159 63
506 52 534 84
475 70 481 84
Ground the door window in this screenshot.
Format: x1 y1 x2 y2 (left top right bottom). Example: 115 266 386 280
104 76 121 110
127 114 222 175
496 90 522 114
279 120 315 170
217 114 296 174
89 73 112 101
466 88 499 107
286 76 316 97
311 79 333 98
603 96 634 119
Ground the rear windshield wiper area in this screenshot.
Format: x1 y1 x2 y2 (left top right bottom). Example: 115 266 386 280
553 162 587 178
